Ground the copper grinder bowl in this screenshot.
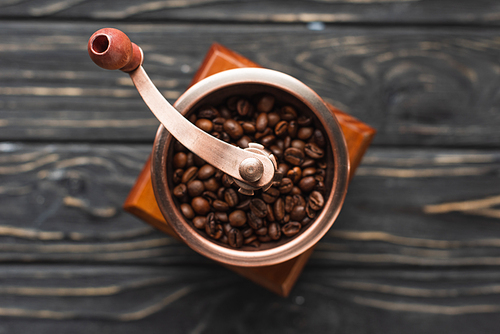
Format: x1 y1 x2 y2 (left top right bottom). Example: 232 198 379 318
151 68 349 267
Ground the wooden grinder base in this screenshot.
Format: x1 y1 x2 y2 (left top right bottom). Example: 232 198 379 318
124 44 376 297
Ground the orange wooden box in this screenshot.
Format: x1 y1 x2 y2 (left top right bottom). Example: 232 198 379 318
124 44 376 297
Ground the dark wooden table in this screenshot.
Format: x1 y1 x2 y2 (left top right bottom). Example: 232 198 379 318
1 1 500 333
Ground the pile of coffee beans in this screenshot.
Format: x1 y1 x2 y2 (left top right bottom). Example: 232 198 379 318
170 93 327 249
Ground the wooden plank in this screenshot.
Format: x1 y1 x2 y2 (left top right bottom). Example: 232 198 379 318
0 265 498 333
1 143 500 268
1 0 500 25
1 21 499 146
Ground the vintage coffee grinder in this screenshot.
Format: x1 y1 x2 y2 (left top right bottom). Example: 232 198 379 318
88 28 374 294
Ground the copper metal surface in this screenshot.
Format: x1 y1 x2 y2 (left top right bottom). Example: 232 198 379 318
151 68 350 267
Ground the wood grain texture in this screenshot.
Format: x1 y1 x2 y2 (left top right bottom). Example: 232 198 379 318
1 0 500 25
1 22 500 146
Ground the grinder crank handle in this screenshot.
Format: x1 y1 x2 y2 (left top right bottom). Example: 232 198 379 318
87 28 282 194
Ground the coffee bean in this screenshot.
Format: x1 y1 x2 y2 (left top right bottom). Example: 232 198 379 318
241 226 253 238
215 212 229 223
174 141 187 153
306 204 317 219
212 117 225 132
293 194 306 207
182 166 198 184
228 228 243 248
297 115 312 126
237 99 252 116
256 113 268 132
284 136 291 149
266 203 275 222
212 200 229 212
250 198 268 218
222 222 233 235
255 227 268 236
198 106 219 119
202 191 217 204
205 213 217 238
301 216 313 226
247 211 264 230
226 96 239 111
241 122 256 134
260 134 276 147
258 234 272 242
298 127 314 140
285 195 294 213
278 163 290 175
198 164 216 180
308 191 324 210
283 214 290 224
268 222 281 240
315 181 325 193
291 186 302 195
302 167 316 177
280 106 297 120
313 129 326 147
223 119 244 139
187 180 205 197
257 94 275 112
267 112 280 127
236 198 251 211
237 135 251 148
180 203 195 219
195 118 213 132
282 222 301 237
269 145 283 158
275 120 288 137
173 184 187 198
284 147 304 166
262 187 280 204
291 139 306 151
193 216 206 229
191 197 211 215
244 235 258 245
229 210 247 227
304 143 324 159
273 198 285 221
287 167 302 183
224 188 239 207
221 174 233 188
301 158 316 168
186 152 195 167
219 235 228 244
298 176 317 193
203 177 220 192
255 127 272 140
290 205 306 221
173 169 183 184
278 177 293 194
173 152 187 169
288 120 298 138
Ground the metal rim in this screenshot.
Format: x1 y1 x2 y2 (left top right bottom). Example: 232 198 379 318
152 68 349 267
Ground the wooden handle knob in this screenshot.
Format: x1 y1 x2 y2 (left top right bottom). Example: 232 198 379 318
88 28 143 72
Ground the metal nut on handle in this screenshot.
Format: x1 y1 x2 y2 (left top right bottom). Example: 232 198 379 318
239 157 264 183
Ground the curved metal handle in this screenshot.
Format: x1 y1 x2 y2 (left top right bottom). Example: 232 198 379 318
88 28 280 193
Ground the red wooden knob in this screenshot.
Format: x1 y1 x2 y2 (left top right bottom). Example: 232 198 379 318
88 28 143 72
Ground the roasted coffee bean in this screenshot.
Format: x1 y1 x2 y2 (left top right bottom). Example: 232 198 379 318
212 200 229 212
173 184 187 198
187 180 205 197
267 112 280 127
212 117 225 132
282 222 301 237
266 203 275 222
241 122 256 134
290 205 306 221
285 195 294 213
302 167 317 177
297 115 312 126
203 177 220 192
277 163 290 175
226 96 239 111
174 141 187 153
247 211 264 230
315 181 325 193
186 152 195 167
293 194 306 207
262 187 280 204
313 129 326 147
215 212 229 223
237 135 251 148
291 186 302 195
257 94 275 112
298 127 314 140
275 120 288 137
247 240 261 248
224 188 239 207
223 119 244 139
180 203 195 219
229 210 247 227
256 113 268 132
280 106 297 120
255 227 268 236
202 191 218 204
250 198 268 218
306 204 317 219
304 143 324 159
268 222 281 240
255 127 272 140
182 166 198 184
241 226 254 238
188 114 197 123
269 145 283 158
301 158 316 168
258 234 272 242
273 198 285 221
237 99 252 116
284 135 291 149
220 132 231 142
221 174 233 187
193 216 206 229
198 164 216 180
284 147 305 166
291 139 306 151
308 191 325 210
278 177 293 194
198 106 219 119
173 152 187 169
173 169 183 184
195 118 213 132
298 176 317 193
242 235 257 245
228 228 243 248
301 216 313 226
288 120 298 138
220 235 228 244
260 134 276 147
287 167 302 183
191 196 211 215
236 198 251 210
283 214 290 224
205 213 217 237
